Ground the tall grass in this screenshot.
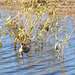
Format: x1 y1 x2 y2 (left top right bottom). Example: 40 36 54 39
0 0 75 57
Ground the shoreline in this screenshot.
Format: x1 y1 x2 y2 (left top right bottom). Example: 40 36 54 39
0 0 75 17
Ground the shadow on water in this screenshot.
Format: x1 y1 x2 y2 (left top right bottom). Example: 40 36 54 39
0 10 75 75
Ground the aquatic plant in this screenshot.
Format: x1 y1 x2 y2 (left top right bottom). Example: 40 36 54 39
1 0 75 57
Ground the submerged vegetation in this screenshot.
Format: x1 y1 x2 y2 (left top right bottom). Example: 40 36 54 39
0 0 75 57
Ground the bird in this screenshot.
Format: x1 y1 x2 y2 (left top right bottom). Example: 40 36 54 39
19 43 30 54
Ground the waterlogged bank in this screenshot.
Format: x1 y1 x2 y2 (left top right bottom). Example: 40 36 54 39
0 0 75 17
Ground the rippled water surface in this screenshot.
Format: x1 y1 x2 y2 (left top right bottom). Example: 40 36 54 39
0 10 75 75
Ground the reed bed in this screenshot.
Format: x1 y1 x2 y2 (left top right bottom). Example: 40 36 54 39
0 0 75 57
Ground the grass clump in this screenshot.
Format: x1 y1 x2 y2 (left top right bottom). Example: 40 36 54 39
0 0 75 57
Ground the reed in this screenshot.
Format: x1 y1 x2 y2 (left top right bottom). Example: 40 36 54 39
0 0 74 57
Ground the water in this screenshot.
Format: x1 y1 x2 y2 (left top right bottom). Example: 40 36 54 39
0 10 75 75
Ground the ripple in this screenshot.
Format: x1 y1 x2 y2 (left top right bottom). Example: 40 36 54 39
0 11 75 75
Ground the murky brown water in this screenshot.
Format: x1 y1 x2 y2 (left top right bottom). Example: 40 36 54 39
0 10 75 75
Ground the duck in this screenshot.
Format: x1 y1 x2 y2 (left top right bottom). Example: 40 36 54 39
19 43 30 54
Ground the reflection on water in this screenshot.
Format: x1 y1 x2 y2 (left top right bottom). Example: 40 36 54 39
0 10 75 75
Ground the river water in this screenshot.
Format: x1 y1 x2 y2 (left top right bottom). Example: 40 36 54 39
0 10 75 75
